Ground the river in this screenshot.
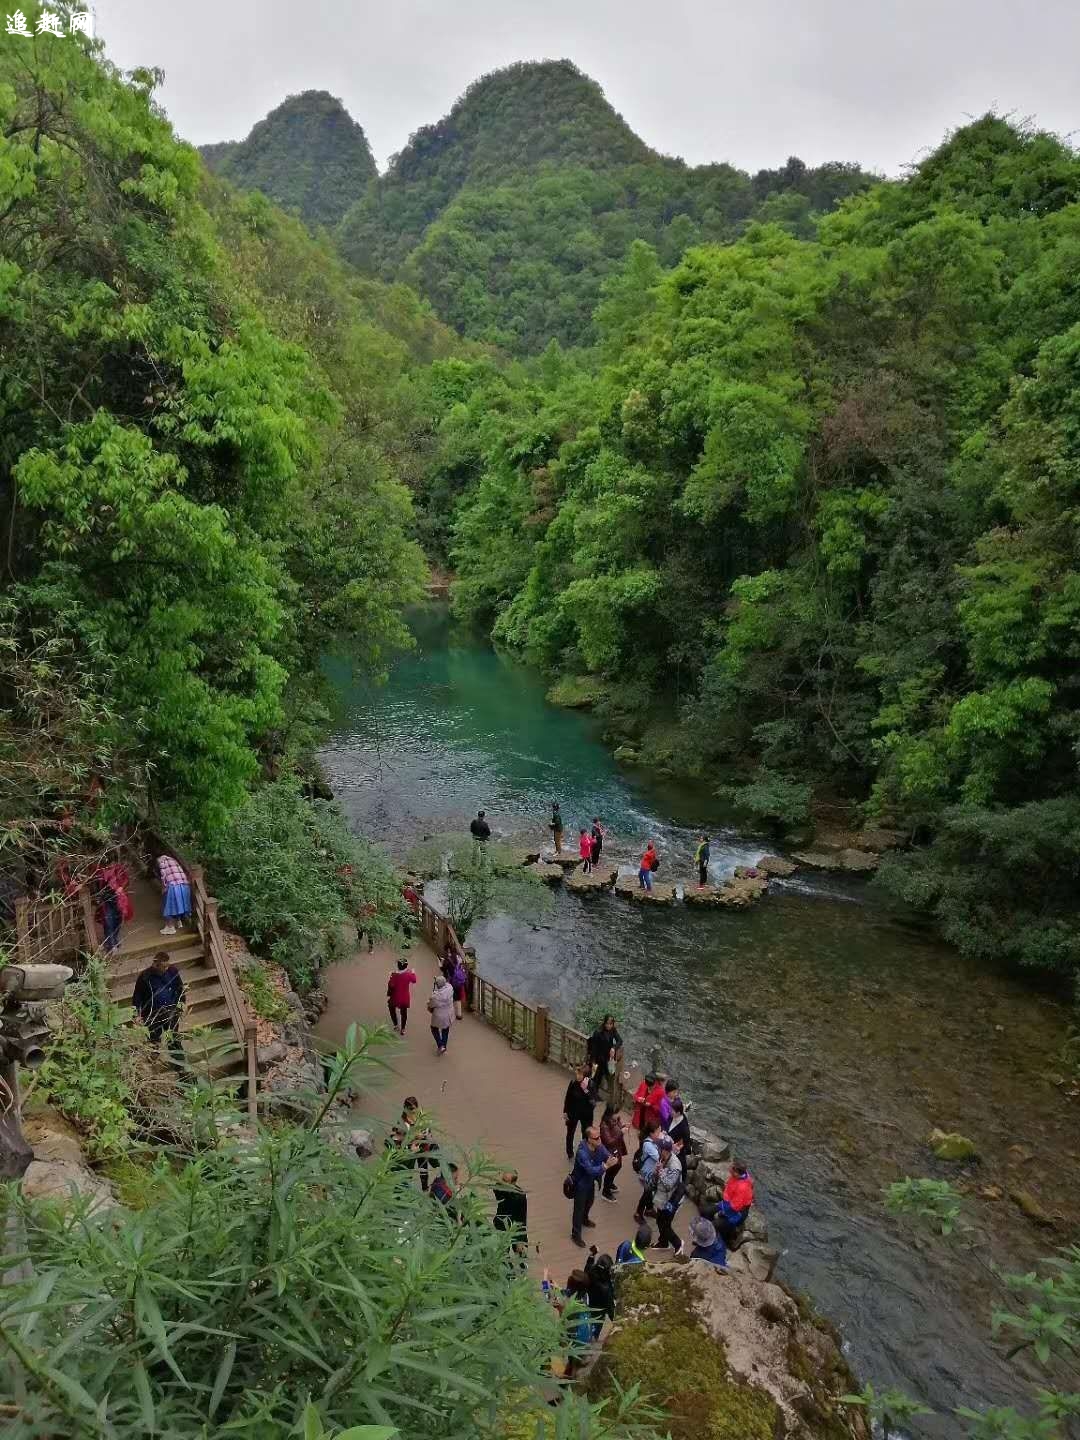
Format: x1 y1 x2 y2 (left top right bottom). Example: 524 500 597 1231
320 605 1078 1434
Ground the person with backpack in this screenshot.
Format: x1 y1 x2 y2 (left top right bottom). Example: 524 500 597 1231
615 1223 653 1266
599 1103 627 1200
584 1250 616 1338
386 958 418 1033
427 973 456 1055
651 1139 686 1254
563 1064 595 1160
695 835 711 887
632 1120 663 1223
578 828 593 874
638 840 659 891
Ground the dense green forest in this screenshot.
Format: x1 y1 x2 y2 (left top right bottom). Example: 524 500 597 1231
201 89 377 228
424 116 1080 991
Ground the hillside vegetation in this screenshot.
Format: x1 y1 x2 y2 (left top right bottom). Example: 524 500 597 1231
201 89 377 228
428 116 1080 991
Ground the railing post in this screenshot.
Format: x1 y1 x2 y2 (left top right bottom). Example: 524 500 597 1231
534 1004 549 1063
246 1026 258 1125
204 896 219 941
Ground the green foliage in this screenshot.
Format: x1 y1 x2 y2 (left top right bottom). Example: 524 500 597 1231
2 1031 658 1439
236 961 291 1022
202 91 377 229
31 959 138 1159
841 1383 930 1440
719 769 814 831
574 990 625 1037
883 1177 963 1236
210 779 406 992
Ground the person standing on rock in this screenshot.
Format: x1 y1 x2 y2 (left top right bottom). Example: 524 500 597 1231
695 835 710 887
599 1103 627 1200
638 840 658 891
563 1064 595 1160
578 828 593 874
132 950 186 1066
470 809 491 842
427 972 455 1055
550 801 564 854
386 957 418 1034
651 1139 686 1254
570 1125 617 1248
590 817 605 868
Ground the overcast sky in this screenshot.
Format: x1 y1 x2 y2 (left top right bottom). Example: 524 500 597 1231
97 0 1079 177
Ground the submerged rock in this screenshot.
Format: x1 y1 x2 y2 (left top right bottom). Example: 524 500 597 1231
929 1129 978 1162
758 854 797 877
791 847 879 873
614 874 675 905
589 1265 866 1440
565 864 617 894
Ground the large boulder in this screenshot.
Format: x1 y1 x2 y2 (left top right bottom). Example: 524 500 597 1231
21 1115 115 1213
589 1265 866 1440
758 855 797 878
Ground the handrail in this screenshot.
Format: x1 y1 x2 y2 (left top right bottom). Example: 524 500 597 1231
188 867 258 1123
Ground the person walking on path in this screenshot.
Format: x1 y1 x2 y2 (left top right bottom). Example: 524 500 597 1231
156 854 191 935
570 1125 617 1247
427 973 455 1055
563 1064 595 1160
590 817 605 868
695 835 711 888
599 1103 627 1200
651 1139 686 1254
441 943 469 1020
638 840 658 891
132 950 186 1065
633 1120 664 1223
578 829 592 873
587 1014 622 1099
93 860 132 954
550 801 564 854
387 958 418 1033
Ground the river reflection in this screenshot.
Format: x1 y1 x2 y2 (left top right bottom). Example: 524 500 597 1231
321 605 1077 1434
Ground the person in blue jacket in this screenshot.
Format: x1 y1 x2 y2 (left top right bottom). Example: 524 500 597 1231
615 1223 653 1266
132 950 186 1065
688 1216 728 1268
570 1125 617 1246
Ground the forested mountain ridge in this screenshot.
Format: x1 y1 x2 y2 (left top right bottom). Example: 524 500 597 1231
427 115 1080 991
200 89 377 228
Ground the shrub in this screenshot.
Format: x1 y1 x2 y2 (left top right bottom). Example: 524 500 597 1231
718 768 813 831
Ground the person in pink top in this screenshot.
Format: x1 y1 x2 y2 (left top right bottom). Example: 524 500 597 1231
387 958 418 1034
578 828 593 874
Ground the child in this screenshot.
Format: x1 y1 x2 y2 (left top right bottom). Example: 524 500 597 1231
578 828 593 873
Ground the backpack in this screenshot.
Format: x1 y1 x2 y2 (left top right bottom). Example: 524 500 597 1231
649 853 660 871
631 1145 644 1174
451 960 468 990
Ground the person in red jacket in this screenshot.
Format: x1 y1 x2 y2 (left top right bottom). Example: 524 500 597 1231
387 958 418 1034
638 841 658 892
713 1160 755 1247
632 1074 667 1140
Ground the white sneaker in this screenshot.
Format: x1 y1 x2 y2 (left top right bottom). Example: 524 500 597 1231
160 925 176 936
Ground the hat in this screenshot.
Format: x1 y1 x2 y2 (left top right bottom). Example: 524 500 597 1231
689 1217 717 1248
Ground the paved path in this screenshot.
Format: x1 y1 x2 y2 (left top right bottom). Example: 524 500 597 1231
314 941 698 1283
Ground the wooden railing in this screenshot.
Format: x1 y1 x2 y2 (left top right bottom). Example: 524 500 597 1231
12 887 96 967
415 892 618 1099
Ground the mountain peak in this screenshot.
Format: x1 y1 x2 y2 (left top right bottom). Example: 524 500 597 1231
201 90 376 229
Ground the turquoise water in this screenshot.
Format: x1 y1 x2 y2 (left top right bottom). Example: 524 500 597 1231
321 606 1077 1433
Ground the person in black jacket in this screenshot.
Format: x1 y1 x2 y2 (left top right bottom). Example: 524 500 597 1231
563 1064 595 1159
493 1169 528 1252
584 1249 616 1338
132 950 186 1066
668 1096 693 1177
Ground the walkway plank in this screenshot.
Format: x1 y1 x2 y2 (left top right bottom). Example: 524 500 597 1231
315 943 698 1283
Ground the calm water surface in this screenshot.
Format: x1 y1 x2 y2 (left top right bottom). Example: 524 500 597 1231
321 606 1077 1434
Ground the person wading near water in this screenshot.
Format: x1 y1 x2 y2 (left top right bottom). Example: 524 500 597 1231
427 973 455 1055
599 1103 627 1201
563 1064 595 1160
590 817 605 868
578 828 593 873
587 1013 623 1099
132 950 186 1066
387 957 418 1034
550 801 564 854
695 834 711 888
569 1125 617 1248
638 840 659 891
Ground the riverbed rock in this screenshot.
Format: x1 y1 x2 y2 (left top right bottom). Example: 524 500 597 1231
256 1040 287 1069
21 1113 116 1213
614 874 675 905
758 854 797 877
589 1265 866 1440
1009 1186 1058 1228
566 864 618 894
929 1129 978 1162
612 744 640 765
791 847 879 873
524 861 565 886
548 853 582 871
727 1241 780 1284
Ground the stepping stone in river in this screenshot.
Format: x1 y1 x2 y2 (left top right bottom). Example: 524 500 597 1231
525 861 565 886
758 854 797 878
614 874 676 905
565 864 617 895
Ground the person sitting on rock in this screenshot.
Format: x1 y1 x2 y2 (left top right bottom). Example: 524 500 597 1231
688 1215 728 1268
713 1159 755 1247
615 1223 653 1266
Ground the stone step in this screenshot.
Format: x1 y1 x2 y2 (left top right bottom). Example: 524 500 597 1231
109 963 217 1000
109 943 205 983
116 928 199 963
180 999 232 1031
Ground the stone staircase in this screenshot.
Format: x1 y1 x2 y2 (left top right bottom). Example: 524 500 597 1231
107 927 246 1082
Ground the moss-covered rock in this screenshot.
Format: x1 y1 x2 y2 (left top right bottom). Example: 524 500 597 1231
589 1266 865 1440
929 1129 978 1162
546 675 609 709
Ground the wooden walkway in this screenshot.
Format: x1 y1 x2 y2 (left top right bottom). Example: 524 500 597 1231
314 940 698 1283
